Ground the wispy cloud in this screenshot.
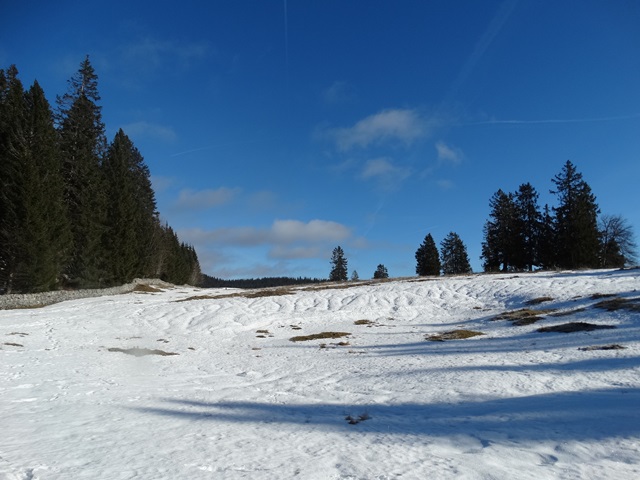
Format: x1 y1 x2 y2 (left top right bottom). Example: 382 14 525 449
327 108 431 151
322 80 357 105
121 121 177 142
181 219 361 260
360 157 412 191
435 141 464 165
466 113 640 126
437 179 455 190
121 36 211 71
175 187 241 210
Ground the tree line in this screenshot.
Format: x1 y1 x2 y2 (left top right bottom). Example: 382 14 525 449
0 58 201 294
330 161 636 281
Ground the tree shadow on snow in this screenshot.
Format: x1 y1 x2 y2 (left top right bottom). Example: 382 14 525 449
132 387 640 442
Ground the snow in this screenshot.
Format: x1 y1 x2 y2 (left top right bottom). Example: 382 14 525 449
1 269 639 479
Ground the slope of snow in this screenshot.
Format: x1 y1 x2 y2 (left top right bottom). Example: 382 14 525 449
1 270 639 479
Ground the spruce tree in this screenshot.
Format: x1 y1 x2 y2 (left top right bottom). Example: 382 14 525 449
415 233 441 276
103 129 158 284
441 232 472 275
373 264 389 279
57 56 109 287
537 204 557 269
514 183 541 271
481 190 517 272
329 246 348 281
551 161 600 269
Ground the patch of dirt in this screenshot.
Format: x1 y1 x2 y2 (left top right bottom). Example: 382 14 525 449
578 344 626 351
426 329 485 341
524 296 554 306
289 332 351 342
107 347 179 356
593 297 640 313
537 322 617 333
493 308 556 326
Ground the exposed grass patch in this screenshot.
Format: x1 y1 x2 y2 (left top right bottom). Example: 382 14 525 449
132 284 163 293
537 322 617 333
493 308 556 326
524 296 554 306
426 329 485 341
591 293 617 300
354 319 374 325
176 287 295 302
579 344 626 351
107 347 179 356
3 342 23 347
175 294 218 302
290 332 351 342
549 307 587 317
593 297 640 312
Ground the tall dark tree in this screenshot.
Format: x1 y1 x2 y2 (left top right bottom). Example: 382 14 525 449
551 161 600 269
513 183 542 271
481 189 517 272
373 264 389 279
599 214 638 268
537 204 557 269
329 246 348 281
0 66 26 292
415 233 441 276
103 129 158 284
57 56 109 287
9 81 70 292
441 232 472 275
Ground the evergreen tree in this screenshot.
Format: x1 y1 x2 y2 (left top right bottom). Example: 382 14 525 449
513 183 542 271
0 66 26 292
57 56 109 287
103 129 158 284
537 204 557 269
329 246 348 281
441 232 472 275
415 233 441 276
481 189 517 272
551 161 600 269
373 264 389 279
10 81 70 292
599 214 638 267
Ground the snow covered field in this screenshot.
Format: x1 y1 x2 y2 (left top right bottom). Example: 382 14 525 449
1 269 639 479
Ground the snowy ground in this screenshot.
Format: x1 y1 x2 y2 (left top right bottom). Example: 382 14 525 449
1 269 639 479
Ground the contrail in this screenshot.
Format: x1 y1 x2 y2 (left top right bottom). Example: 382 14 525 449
465 113 640 126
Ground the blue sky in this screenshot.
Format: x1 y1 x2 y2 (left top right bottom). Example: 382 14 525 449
2 1 639 279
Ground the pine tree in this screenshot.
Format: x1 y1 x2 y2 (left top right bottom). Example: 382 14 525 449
373 264 389 279
415 233 441 276
103 129 158 284
441 232 472 275
513 183 541 271
57 56 109 287
329 246 348 281
551 161 600 269
481 190 517 272
11 81 70 292
537 204 557 269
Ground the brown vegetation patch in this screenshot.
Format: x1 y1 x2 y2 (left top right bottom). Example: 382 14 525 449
107 347 179 356
493 308 556 326
426 329 485 341
537 322 617 333
3 342 23 347
593 297 640 313
176 287 295 302
175 294 218 302
549 308 587 317
578 344 626 351
590 293 617 300
132 284 163 293
354 319 374 325
524 296 554 306
289 332 351 342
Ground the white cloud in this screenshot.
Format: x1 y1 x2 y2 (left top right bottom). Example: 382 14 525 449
435 141 464 165
175 187 241 210
331 108 428 150
437 179 455 190
121 36 210 71
121 121 177 143
270 219 351 244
